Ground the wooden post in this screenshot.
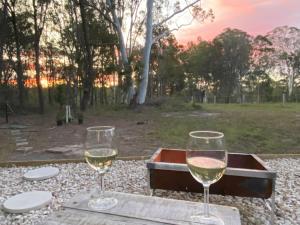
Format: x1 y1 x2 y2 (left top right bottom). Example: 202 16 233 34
66 105 68 124
282 93 286 104
214 95 216 104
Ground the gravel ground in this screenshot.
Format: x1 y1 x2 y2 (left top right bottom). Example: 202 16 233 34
0 158 299 225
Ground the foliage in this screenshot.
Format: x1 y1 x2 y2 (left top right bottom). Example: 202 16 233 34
54 84 66 106
153 36 185 95
77 111 84 120
56 109 65 121
212 29 252 99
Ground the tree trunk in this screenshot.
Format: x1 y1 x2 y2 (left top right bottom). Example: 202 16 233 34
11 11 25 108
33 3 44 114
79 0 94 111
137 0 153 104
107 0 133 103
0 46 3 84
48 85 52 105
90 84 94 106
0 0 8 86
34 41 44 114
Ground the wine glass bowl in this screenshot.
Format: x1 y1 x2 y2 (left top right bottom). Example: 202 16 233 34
84 126 118 211
186 131 227 225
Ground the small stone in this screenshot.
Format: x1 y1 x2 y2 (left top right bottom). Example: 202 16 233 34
15 138 27 142
16 147 33 151
16 142 29 146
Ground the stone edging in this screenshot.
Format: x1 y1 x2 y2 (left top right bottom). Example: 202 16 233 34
1 154 300 167
0 155 151 167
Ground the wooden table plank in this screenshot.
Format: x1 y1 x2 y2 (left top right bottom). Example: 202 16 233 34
44 191 241 225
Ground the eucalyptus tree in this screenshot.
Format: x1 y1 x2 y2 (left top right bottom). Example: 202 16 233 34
0 0 9 86
246 35 274 101
51 0 82 109
83 0 212 104
52 0 119 109
278 51 300 97
211 28 252 102
137 0 213 104
155 36 185 96
184 40 215 85
85 0 145 103
4 0 33 107
32 0 51 114
0 5 14 90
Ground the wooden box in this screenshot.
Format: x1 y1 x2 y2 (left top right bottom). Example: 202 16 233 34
147 148 276 198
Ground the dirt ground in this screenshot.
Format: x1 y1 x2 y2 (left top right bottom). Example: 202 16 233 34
2 103 299 162
0 110 162 162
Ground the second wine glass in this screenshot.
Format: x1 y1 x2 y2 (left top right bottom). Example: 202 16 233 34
186 131 227 225
84 126 118 211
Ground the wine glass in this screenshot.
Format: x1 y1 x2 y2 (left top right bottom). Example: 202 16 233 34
186 131 227 225
84 126 118 210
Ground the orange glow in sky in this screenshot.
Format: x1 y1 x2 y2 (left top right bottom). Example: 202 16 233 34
40 78 49 88
175 0 300 44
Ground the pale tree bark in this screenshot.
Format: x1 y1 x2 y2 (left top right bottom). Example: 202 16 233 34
87 0 141 103
137 0 202 104
106 0 135 103
137 0 153 104
106 0 128 66
287 65 294 97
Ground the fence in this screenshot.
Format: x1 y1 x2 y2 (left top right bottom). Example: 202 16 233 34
202 93 300 104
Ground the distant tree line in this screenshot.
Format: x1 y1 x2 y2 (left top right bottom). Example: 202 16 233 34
0 0 299 114
184 29 300 103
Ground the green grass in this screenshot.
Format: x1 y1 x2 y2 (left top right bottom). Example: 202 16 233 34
86 101 300 154
151 103 300 154
37 101 300 154
87 101 300 154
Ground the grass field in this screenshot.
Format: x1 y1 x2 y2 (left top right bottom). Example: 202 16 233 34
1 101 299 162
90 101 300 154
152 102 300 154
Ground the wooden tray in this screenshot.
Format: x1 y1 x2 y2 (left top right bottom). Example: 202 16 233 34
147 148 276 198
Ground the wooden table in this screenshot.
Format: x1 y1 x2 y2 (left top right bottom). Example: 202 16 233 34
44 191 241 225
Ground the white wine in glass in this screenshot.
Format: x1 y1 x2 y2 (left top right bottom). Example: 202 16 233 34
84 126 118 211
186 131 227 225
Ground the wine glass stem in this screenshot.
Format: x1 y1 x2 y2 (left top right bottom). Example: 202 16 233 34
203 185 210 217
99 173 104 196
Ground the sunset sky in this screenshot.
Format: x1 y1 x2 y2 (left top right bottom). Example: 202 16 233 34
175 0 300 44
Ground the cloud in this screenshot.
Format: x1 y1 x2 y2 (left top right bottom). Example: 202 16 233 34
175 0 300 44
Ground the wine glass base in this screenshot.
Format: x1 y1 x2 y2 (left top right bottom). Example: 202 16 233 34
190 214 224 225
88 197 118 211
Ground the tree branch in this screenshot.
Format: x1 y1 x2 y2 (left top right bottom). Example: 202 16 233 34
153 0 201 28
153 17 194 43
83 0 116 28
